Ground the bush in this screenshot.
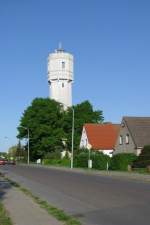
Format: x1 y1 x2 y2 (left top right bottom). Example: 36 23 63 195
74 150 89 168
133 145 150 168
110 153 137 171
42 159 52 165
44 150 61 160
42 158 70 167
74 150 110 170
92 152 110 170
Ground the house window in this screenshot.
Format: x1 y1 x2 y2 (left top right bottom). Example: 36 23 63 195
119 135 123 145
62 83 64 88
62 61 65 69
126 134 129 144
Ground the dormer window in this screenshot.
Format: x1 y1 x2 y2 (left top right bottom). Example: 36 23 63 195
62 61 65 69
126 134 129 144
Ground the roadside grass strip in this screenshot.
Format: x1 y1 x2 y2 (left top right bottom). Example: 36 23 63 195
0 202 13 225
3 177 81 225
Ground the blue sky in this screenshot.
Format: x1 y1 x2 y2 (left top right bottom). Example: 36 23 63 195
0 0 150 152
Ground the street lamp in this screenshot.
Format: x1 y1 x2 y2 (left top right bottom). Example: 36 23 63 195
20 126 30 165
62 104 74 169
71 107 74 169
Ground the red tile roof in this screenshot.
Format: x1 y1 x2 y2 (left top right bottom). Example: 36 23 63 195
84 123 120 150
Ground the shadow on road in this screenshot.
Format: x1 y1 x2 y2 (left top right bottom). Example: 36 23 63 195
0 170 12 201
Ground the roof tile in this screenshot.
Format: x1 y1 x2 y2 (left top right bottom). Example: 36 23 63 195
84 123 120 150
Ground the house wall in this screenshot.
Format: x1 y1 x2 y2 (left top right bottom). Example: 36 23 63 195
80 127 89 149
100 150 113 157
114 120 137 155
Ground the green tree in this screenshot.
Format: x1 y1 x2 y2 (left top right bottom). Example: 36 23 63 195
17 98 65 160
17 98 104 161
0 152 8 159
8 145 18 159
16 140 26 161
133 145 150 168
63 100 104 150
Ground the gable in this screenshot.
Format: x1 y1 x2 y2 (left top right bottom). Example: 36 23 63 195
124 117 150 148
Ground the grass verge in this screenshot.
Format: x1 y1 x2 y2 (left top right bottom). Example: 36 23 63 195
3 176 81 225
0 202 13 225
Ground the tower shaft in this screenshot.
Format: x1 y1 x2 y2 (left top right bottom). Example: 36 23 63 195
48 47 73 108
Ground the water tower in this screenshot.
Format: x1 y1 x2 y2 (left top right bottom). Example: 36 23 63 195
48 44 74 108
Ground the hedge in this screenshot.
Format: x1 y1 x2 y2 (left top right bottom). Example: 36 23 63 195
74 150 110 170
110 153 137 171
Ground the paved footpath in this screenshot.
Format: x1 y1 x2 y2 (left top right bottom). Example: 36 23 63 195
0 177 62 225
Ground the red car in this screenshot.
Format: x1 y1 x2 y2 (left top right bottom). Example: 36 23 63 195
0 159 5 165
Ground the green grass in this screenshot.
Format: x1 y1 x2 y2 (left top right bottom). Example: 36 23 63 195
0 202 13 225
5 178 81 225
133 168 150 174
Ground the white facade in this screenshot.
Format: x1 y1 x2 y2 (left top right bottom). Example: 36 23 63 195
48 46 73 108
80 127 89 149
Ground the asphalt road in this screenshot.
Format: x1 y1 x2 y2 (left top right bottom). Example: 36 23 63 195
0 165 150 225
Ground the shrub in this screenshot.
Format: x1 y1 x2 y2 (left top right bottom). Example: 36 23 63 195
42 157 70 167
42 159 52 165
44 150 61 160
74 150 110 170
60 158 70 167
133 145 150 168
74 150 89 168
92 152 110 170
110 153 137 171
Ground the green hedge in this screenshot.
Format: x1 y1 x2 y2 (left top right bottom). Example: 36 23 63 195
74 151 89 168
74 150 110 170
92 152 110 170
43 158 70 167
110 153 137 171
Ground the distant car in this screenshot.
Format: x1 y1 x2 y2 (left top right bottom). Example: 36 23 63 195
0 159 5 165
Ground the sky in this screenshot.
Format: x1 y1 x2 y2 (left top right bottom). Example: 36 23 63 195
0 0 150 152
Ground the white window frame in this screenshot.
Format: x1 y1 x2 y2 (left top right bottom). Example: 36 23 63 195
126 134 129 144
119 135 123 145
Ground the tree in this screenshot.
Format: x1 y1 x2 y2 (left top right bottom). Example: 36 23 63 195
16 140 26 161
0 152 8 159
63 100 104 150
17 98 104 161
8 145 18 159
133 145 150 168
17 98 65 160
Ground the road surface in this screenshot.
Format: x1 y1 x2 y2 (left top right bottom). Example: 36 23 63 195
0 165 150 225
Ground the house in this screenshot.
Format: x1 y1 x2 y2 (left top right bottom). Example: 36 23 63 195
114 117 150 156
80 123 120 157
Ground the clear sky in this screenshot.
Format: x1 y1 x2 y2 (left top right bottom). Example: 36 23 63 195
0 0 150 152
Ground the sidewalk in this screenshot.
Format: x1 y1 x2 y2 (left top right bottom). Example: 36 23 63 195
0 177 62 225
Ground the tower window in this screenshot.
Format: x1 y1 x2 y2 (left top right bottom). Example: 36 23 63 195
62 61 65 69
62 83 64 88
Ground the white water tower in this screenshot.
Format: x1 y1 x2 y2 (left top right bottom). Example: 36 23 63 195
48 44 74 108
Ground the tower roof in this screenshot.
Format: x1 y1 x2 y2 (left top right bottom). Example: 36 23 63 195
55 42 64 53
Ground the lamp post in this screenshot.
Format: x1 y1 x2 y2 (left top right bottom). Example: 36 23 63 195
20 126 30 165
87 143 92 169
71 107 74 169
62 104 74 169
